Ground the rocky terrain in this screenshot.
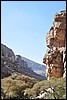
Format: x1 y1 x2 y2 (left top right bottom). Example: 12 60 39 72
1 43 46 80
21 56 46 76
43 10 66 80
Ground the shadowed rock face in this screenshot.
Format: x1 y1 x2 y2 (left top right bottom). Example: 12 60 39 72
1 44 15 62
43 10 66 80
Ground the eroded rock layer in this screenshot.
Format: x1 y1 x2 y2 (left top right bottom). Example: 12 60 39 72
43 10 66 80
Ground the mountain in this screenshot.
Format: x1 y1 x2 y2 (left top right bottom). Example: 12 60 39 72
1 43 46 80
21 56 46 76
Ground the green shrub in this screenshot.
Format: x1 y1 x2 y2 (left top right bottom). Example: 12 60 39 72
24 77 66 99
1 74 66 99
1 74 38 99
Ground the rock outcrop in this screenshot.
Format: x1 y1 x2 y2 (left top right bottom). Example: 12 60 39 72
43 10 66 80
1 44 26 78
1 43 46 80
1 44 15 62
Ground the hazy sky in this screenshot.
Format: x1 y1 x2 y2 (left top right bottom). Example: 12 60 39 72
1 1 66 64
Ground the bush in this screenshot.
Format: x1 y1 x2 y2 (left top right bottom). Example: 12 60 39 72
1 74 66 99
1 74 38 99
24 77 66 99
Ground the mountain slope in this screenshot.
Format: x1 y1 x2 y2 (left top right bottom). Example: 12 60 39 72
21 56 46 76
1 43 46 80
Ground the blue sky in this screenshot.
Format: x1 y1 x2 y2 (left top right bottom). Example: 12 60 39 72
1 1 66 64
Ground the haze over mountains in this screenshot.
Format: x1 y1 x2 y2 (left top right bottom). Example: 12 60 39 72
21 56 46 76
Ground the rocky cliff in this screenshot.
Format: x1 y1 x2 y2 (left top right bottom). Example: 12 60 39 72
1 43 46 80
43 10 66 80
1 43 27 78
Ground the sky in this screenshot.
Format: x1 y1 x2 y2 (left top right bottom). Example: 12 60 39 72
1 1 66 64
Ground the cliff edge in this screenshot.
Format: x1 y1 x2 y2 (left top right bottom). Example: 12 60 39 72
43 10 66 80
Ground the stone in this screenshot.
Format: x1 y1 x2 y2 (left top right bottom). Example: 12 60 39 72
43 10 66 80
1 44 15 62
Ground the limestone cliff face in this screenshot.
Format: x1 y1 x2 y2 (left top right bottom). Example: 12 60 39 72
43 10 66 80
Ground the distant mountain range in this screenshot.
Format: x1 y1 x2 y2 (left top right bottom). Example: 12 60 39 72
21 56 46 76
1 43 46 80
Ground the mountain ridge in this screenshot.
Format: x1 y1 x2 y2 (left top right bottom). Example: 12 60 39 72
1 43 46 80
21 56 46 76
